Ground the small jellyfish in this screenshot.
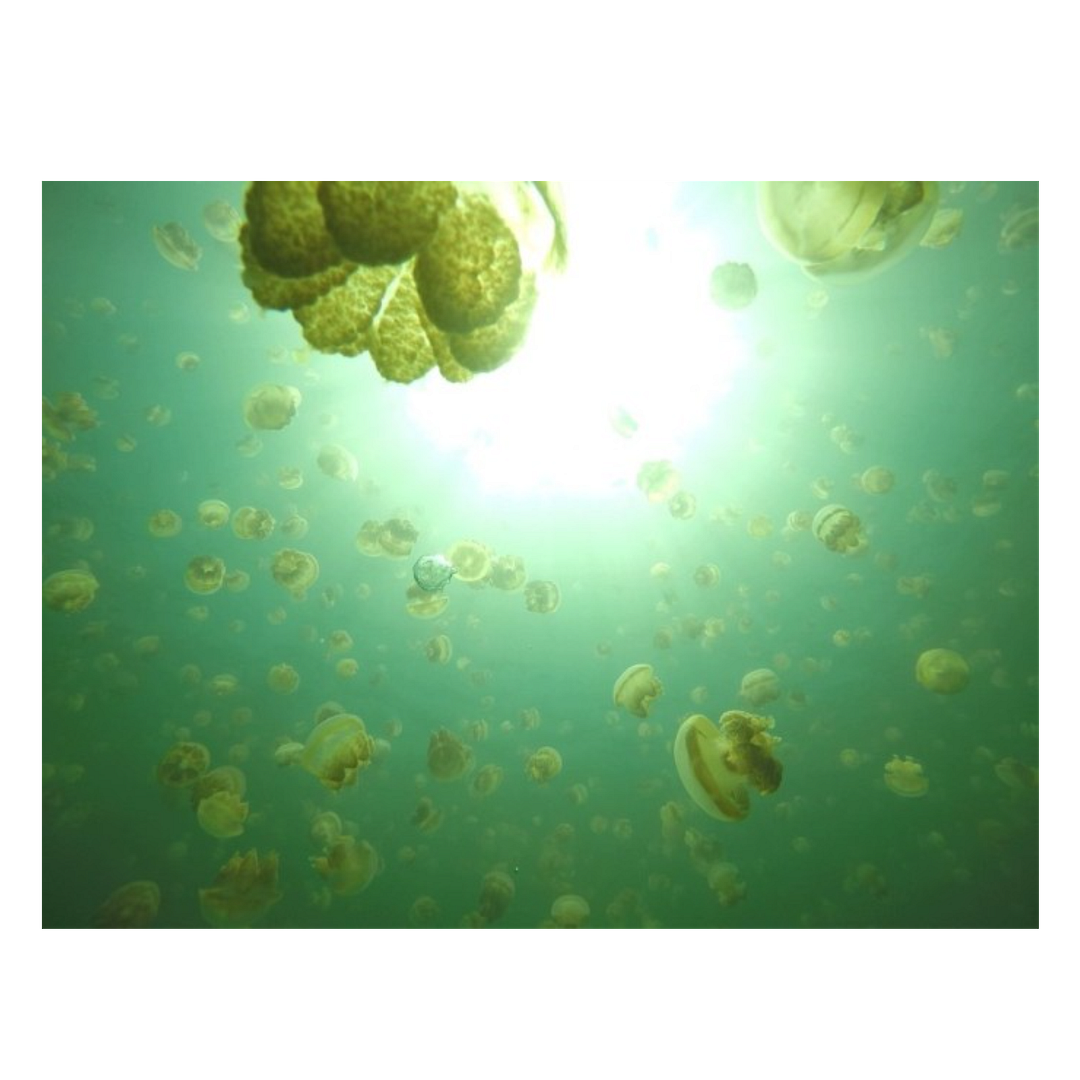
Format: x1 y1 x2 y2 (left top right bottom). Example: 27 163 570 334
43 569 99 613
612 664 663 718
202 200 242 242
427 728 473 780
915 648 970 694
413 553 457 592
152 222 202 271
883 756 929 798
709 262 758 310
525 746 563 784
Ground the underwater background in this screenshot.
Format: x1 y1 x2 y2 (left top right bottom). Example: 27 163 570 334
41 181 1038 929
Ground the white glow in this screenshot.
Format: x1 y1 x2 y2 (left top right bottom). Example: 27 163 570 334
406 183 749 496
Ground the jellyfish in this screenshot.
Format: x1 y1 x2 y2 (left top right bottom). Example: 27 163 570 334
196 790 249 839
525 746 563 784
758 182 939 282
232 506 276 540
197 499 231 528
812 504 867 554
668 491 697 520
859 466 895 494
311 836 380 896
883 756 929 797
425 634 453 664
413 553 457 592
301 713 375 790
317 444 359 482
202 200 242 243
198 849 282 927
445 539 491 583
185 555 226 595
427 728 473 780
95 881 161 928
693 563 721 589
999 205 1038 252
411 796 444 832
709 262 758 310
152 222 202 271
148 509 182 537
377 518 420 558
915 648 970 694
267 663 300 694
43 569 99 613
471 764 504 797
550 894 591 928
270 548 320 598
739 668 780 708
309 810 343 851
612 664 663 718
157 742 211 788
637 460 681 503
274 741 305 767
994 757 1038 790
523 580 560 614
476 868 516 925
243 384 301 431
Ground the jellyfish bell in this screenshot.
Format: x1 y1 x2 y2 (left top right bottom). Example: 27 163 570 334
413 553 457 592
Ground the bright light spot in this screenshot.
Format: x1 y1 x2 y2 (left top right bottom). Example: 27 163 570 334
406 183 749 496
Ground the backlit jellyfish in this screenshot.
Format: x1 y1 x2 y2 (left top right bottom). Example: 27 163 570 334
523 580 560 614
471 764 504 797
883 756 929 798
693 563 721 589
405 583 450 618
476 869 516 925
739 668 780 708
311 836 380 896
317 444 359 482
673 711 783 822
550 894 591 928
812 504 867 554
152 222 202 271
202 199 242 243
148 509 182 537
157 742 211 788
637 460 681 504
525 746 563 784
197 499 231 528
425 634 453 664
95 881 161 928
412 553 457 594
859 466 895 494
445 539 492 583
427 728 473 780
198 849 282 927
243 383 301 431
612 664 663 718
267 663 300 694
668 491 697 520
301 713 375 790
758 182 939 282
43 569 99 613
232 506 276 540
185 555 226 595
915 648 970 694
709 261 758 310
270 548 320 598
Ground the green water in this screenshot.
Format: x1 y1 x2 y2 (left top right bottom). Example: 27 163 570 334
42 182 1038 928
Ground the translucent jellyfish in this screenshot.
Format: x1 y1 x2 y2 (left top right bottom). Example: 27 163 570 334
758 182 940 282
301 713 375 790
311 836 380 896
413 553 457 592
185 555 226 595
197 500 231 528
476 868 516 925
196 789 249 839
747 515 774 539
148 509 182 537
43 392 98 442
43 569 99 613
486 553 527 591
612 664 663 718
883 756 929 797
95 881 161 928
523 580 560 614
317 444 360 482
274 741 305 767
445 539 492 583
673 711 783 822
411 796 444 832
998 205 1038 252
637 460 681 503
550 894 591 928
859 466 895 495
373 518 420 558
812 504 867 554
198 850 282 927
224 570 251 593
667 491 698 520
471 764 504 797
994 757 1038 790
693 563 721 588
709 262 758 310
278 466 303 490
156 742 211 788
427 728 473 780
425 634 453 664
915 648 970 694
405 583 451 619
525 746 563 784
202 199 243 243
920 208 964 249
152 222 202 271
706 862 747 907
232 506 276 540
739 668 781 708
267 663 300 694
176 351 200 371
270 548 320 598
922 470 958 502
243 384 301 431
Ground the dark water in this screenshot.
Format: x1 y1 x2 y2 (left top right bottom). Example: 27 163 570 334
42 182 1038 928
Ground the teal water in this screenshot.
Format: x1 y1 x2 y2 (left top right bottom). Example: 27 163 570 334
42 182 1038 928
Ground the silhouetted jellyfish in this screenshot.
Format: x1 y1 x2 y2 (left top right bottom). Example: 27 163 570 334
43 569 99 613
152 222 202 271
693 563 721 588
301 713 375 790
413 553 456 592
999 205 1038 252
198 849 281 927
915 648 970 694
550 894 591 928
309 810 343 850
994 757 1038 790
883 756 929 797
525 746 563 784
612 664 663 718
95 881 161 928
427 728 473 780
411 796 444 832
185 555 226 595
709 262 758 310
243 384 301 431
311 836 380 896
668 491 697 520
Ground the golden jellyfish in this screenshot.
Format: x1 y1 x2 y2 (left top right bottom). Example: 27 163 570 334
613 663 663 718
152 221 202 270
994 757 1038 790
243 383 301 431
405 583 450 619
43 569 99 613
309 810 343 850
176 350 200 371
185 555 226 595
758 182 939 282
335 658 359 679
411 796 444 832
471 763 505 797
281 513 309 540
196 789 249 839
915 648 970 694
427 728 473 780
274 740 305 767
446 539 492 583
202 199 242 243
277 466 303 490
707 862 747 907
839 748 867 769
693 563 721 589
377 518 420 558
148 509 182 537
312 836 380 896
709 261 758 310
747 514 774 539
883 756 929 797
668 491 697 520
208 672 239 696
43 391 98 442
920 207 964 249
523 580 560 614
519 707 542 731
157 742 211 788
637 460 681 503
326 629 353 655
267 663 300 694
425 634 453 664
222 570 249 594
859 466 895 494
409 896 441 927
45 516 93 541
673 711 783 822
270 548 320 598
812 504 867 554
198 849 281 928
301 713 375 791
739 668 780 708
488 554 527 591
232 506 276 540
317 444 359 482
95 881 161 928
476 869 516 925
525 746 563 784
550 894 591 928
197 500 231 529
